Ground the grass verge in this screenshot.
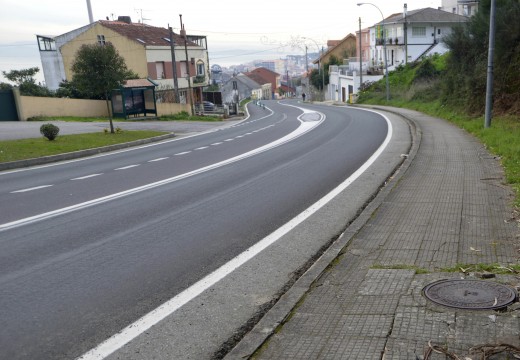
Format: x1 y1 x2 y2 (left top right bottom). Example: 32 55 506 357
0 130 168 163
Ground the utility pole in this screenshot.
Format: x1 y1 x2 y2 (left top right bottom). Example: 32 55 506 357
484 0 496 128
322 46 325 95
359 17 363 91
305 45 309 100
86 0 94 23
404 3 408 64
180 14 194 115
169 26 180 102
357 2 389 101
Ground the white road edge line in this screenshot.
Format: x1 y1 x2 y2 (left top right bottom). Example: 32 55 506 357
76 107 392 360
71 174 103 181
10 185 53 193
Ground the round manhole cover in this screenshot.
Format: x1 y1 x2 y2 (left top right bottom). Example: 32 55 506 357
423 279 517 310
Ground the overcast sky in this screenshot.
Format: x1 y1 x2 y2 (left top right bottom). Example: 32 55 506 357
0 0 441 83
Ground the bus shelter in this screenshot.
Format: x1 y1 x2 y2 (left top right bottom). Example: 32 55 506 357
111 79 158 119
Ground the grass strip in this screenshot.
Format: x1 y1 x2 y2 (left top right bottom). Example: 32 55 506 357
0 130 168 163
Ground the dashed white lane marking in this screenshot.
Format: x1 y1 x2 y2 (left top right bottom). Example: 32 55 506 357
174 151 191 156
10 185 54 193
148 157 169 162
115 165 140 171
211 142 223 146
71 174 103 181
224 139 234 142
194 147 209 150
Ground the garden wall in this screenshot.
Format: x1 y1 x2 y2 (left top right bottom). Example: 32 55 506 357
13 90 191 121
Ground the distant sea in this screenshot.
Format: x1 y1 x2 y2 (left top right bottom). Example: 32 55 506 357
0 43 298 85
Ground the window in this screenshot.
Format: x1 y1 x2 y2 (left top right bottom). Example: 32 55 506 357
196 61 205 76
156 62 165 79
37 36 56 51
97 35 106 45
412 27 426 37
180 61 188 78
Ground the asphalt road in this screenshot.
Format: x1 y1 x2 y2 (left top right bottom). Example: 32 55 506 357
0 101 408 359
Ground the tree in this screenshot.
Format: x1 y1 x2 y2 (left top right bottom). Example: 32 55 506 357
3 67 40 85
310 55 343 90
2 67 52 97
71 43 137 133
442 0 520 114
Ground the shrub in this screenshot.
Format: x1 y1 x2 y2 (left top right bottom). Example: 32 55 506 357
40 123 60 141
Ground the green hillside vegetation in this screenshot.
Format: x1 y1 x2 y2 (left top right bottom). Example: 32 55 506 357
357 0 520 204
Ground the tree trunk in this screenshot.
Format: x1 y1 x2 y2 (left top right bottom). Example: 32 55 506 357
105 92 114 134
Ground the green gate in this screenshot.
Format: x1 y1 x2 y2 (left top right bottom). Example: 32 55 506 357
0 89 19 121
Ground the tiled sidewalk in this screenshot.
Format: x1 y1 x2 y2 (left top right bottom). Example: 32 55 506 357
227 107 520 359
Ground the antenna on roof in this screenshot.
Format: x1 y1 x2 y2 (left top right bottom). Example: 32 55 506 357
135 8 151 25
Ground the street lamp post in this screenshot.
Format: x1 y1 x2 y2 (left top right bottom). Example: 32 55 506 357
357 2 389 101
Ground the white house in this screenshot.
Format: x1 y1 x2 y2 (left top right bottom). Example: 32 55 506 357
368 6 468 70
328 6 468 103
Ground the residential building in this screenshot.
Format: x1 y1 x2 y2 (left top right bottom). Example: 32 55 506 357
220 73 263 104
329 6 468 103
313 34 357 68
37 17 209 104
367 6 468 70
441 0 479 16
244 67 280 100
254 60 286 75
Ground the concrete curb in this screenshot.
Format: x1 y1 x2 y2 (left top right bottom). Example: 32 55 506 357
223 106 423 359
0 133 176 172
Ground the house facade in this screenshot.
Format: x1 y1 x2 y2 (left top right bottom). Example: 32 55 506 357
220 73 263 104
37 17 209 104
313 34 357 67
367 6 468 70
244 67 280 100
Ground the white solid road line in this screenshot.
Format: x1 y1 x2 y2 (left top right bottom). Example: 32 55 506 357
76 107 391 360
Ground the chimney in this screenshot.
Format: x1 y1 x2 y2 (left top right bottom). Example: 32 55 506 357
180 24 186 38
404 3 408 17
117 16 132 24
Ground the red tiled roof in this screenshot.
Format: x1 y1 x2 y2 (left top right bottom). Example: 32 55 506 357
123 79 157 88
99 20 195 47
244 72 269 86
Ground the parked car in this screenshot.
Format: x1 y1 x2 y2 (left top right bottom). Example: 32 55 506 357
195 101 215 112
